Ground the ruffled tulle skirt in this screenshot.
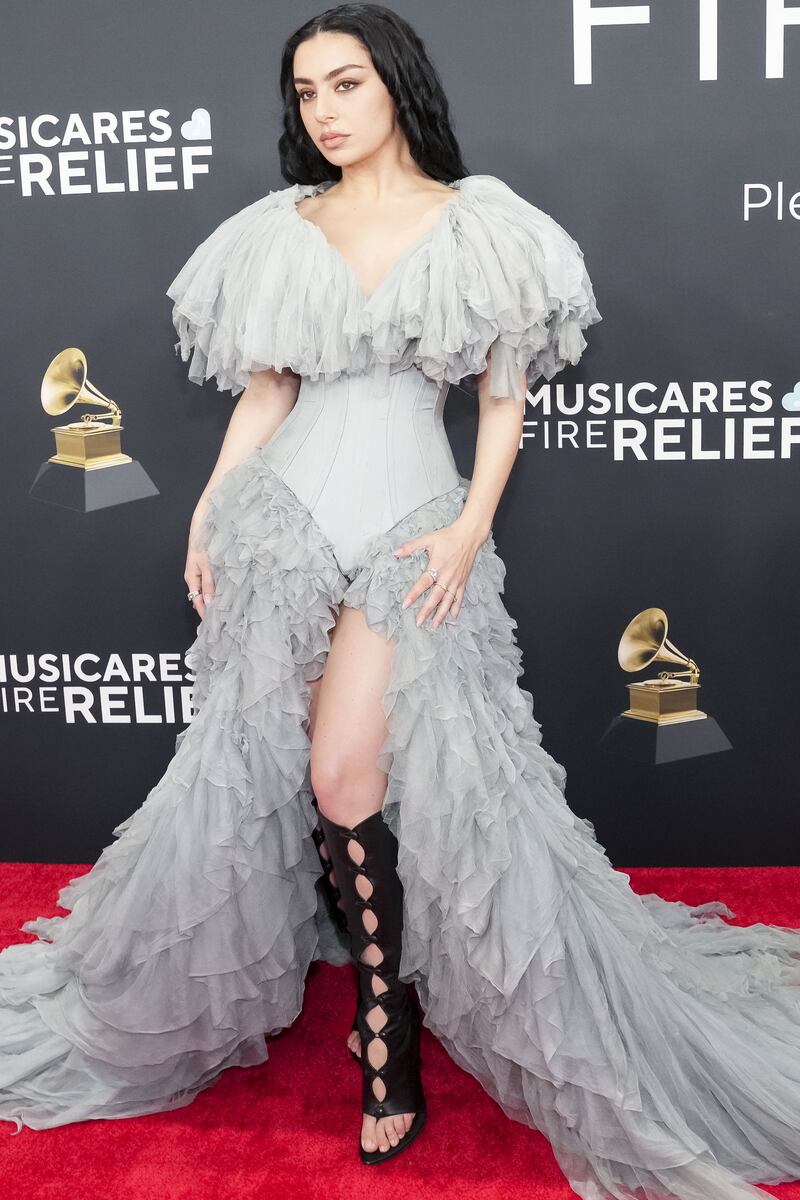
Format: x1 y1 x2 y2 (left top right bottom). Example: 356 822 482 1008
1 448 800 1200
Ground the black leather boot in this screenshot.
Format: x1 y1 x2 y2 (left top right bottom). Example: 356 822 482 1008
317 807 427 1165
309 792 361 1053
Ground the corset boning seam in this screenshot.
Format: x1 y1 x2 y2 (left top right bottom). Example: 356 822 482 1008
387 368 433 522
305 379 346 510
409 372 435 495
258 368 460 575
262 395 324 477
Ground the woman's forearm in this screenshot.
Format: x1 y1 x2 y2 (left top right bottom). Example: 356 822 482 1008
457 370 526 541
190 368 300 532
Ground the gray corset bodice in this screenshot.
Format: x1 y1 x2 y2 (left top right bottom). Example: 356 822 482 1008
259 365 460 576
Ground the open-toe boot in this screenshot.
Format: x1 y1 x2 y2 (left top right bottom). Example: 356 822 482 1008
317 808 427 1165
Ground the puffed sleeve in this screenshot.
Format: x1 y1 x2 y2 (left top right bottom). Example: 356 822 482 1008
165 188 302 396
438 175 603 402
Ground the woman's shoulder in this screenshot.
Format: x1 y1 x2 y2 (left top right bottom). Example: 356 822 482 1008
168 182 298 265
458 172 520 198
457 172 546 214
457 173 591 258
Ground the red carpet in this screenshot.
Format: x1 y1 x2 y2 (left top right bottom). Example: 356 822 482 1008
0 862 798 1199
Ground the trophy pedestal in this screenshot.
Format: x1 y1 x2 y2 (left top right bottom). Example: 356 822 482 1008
29 459 159 512
598 713 732 764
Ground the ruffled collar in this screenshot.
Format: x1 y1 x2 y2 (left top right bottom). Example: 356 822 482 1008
167 173 601 400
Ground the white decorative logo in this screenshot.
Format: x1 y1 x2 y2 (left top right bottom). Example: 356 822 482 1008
781 381 800 411
180 107 212 140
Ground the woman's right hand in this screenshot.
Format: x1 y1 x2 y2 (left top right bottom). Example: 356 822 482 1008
185 528 215 621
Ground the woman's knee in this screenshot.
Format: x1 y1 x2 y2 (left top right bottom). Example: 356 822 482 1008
310 751 386 825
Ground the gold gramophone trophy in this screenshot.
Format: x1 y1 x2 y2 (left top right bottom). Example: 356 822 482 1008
618 606 704 724
30 347 159 511
599 606 731 763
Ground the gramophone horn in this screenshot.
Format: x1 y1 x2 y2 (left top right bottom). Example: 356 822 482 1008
618 607 699 681
41 347 120 420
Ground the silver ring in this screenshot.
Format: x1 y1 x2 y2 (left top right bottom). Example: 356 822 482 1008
187 589 201 602
427 566 438 583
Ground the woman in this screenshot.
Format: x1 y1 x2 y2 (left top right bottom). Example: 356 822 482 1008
2 4 800 1196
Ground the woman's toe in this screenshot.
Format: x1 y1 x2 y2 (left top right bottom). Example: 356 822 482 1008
361 1115 378 1152
380 1117 399 1147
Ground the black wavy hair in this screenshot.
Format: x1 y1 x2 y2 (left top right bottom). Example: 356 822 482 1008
277 3 469 186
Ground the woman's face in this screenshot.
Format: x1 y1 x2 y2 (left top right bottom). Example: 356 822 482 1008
292 31 398 167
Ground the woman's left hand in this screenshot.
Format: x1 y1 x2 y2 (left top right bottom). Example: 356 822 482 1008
392 517 488 627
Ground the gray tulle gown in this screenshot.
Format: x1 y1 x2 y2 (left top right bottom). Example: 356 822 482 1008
1 174 799 1200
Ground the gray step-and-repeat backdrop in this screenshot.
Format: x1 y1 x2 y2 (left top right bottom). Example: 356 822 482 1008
3 2 798 865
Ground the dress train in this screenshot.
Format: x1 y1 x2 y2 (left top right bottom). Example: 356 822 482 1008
1 448 799 1200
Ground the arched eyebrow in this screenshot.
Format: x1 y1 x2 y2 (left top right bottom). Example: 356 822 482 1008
293 63 368 85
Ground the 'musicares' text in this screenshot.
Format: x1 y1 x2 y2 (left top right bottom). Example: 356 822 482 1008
0 652 197 723
521 379 800 459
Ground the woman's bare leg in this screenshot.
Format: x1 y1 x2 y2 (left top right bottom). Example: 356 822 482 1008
310 603 415 1156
